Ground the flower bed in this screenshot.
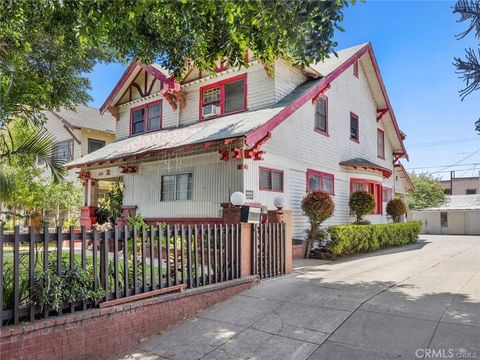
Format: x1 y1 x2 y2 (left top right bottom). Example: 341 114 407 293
326 221 422 257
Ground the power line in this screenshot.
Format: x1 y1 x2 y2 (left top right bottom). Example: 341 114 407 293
407 162 480 170
435 147 480 173
407 137 480 149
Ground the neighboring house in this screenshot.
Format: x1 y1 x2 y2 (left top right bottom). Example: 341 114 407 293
42 105 116 181
439 176 480 195
66 42 413 236
409 195 480 235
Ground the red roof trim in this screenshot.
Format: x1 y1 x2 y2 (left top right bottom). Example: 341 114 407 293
100 62 177 114
340 161 393 179
394 162 414 192
244 43 407 159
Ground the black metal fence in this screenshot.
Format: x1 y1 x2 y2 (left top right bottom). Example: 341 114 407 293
252 223 286 279
0 224 241 326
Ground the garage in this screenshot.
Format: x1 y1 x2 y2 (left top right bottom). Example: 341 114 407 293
409 195 480 235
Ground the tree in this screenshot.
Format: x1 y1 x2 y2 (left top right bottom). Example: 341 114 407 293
1 1 351 126
349 191 375 224
301 191 335 258
38 181 83 227
386 198 407 223
453 1 480 130
406 173 445 210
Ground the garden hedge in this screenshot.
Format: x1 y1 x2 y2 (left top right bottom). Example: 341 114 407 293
326 221 422 257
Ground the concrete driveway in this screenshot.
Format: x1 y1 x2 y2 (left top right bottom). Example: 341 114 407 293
115 235 480 360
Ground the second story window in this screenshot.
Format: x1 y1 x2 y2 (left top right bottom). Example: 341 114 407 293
200 74 247 119
377 128 385 159
53 139 74 163
88 139 106 154
130 101 162 136
350 112 359 142
314 96 328 135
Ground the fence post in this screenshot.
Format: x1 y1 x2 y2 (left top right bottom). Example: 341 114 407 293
239 223 252 277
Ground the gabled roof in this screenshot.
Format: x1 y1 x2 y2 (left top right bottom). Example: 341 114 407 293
67 43 408 169
47 105 115 133
340 158 393 178
394 162 414 192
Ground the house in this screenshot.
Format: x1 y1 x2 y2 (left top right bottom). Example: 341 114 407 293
409 195 480 234
438 175 480 195
66 43 413 236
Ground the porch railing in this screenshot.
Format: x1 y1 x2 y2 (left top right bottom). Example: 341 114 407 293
0 224 241 327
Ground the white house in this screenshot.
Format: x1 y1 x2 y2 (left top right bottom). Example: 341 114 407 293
66 43 413 237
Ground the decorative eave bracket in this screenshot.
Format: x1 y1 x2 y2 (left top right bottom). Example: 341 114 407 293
312 84 331 104
376 107 389 122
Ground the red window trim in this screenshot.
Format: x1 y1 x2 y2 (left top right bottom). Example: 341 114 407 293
377 128 385 160
129 99 163 137
314 95 329 136
350 112 359 143
259 166 284 193
382 186 393 203
306 169 335 195
199 73 248 121
353 60 359 78
350 178 383 214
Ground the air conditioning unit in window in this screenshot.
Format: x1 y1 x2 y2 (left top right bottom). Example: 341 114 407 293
202 104 220 118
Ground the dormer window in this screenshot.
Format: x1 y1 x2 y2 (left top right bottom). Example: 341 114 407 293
200 74 247 120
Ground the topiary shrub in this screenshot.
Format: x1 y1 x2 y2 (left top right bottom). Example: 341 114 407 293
349 191 375 224
386 198 407 223
301 191 335 258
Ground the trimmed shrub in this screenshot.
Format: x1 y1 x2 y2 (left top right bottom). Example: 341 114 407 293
301 191 335 258
326 221 422 257
386 198 407 223
349 191 375 224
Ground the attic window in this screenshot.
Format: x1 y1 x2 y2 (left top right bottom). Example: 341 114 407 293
130 100 162 136
200 74 247 120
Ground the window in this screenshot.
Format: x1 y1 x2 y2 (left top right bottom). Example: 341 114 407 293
314 96 328 134
350 113 359 142
88 139 106 154
161 173 193 201
377 129 385 159
130 101 162 135
53 140 73 163
353 60 359 78
441 212 448 227
466 189 477 195
350 178 383 214
306 169 334 194
382 187 393 203
200 74 247 119
259 167 284 192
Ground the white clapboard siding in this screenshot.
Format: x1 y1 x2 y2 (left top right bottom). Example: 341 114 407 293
123 153 242 218
274 60 307 102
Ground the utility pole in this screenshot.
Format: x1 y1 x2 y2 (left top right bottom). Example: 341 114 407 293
450 171 455 195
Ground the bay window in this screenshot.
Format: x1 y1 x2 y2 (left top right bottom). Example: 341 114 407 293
306 169 334 194
200 74 247 119
350 178 383 214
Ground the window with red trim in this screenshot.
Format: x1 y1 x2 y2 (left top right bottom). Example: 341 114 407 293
130 100 162 136
382 187 393 203
306 169 334 194
377 128 385 159
200 74 247 120
353 61 359 78
259 167 283 192
314 96 328 135
350 179 383 214
350 113 359 142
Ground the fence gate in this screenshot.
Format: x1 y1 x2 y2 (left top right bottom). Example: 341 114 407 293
252 223 286 279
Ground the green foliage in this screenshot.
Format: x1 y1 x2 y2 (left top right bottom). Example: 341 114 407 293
96 183 123 225
301 191 335 258
39 180 83 227
406 173 445 210
386 198 407 223
349 191 376 223
31 261 105 313
326 221 422 257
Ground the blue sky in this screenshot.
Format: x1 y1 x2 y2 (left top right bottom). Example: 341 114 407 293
87 1 480 179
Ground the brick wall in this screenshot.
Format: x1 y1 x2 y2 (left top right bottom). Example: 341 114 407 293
0 276 259 360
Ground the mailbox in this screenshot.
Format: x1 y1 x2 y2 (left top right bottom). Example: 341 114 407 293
240 206 262 224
